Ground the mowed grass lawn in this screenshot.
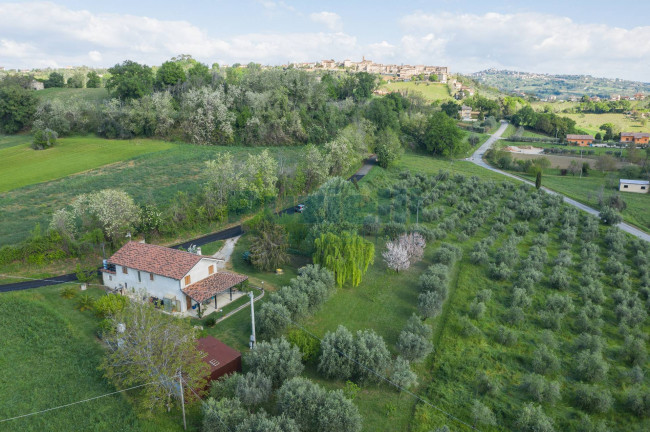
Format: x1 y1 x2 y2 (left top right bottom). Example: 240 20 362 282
0 284 190 431
379 81 452 101
0 136 174 192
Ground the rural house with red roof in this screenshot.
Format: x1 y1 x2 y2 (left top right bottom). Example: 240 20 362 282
101 241 248 315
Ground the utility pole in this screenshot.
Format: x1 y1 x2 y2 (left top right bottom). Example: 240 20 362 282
178 371 186 430
249 291 256 349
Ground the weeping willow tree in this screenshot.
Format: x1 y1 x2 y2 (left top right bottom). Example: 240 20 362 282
313 232 374 288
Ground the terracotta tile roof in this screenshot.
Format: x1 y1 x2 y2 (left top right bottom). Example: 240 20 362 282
107 242 212 280
621 132 650 138
182 272 248 303
566 134 594 140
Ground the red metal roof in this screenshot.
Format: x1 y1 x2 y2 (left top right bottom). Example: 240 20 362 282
621 132 650 138
197 336 241 374
107 241 213 280
182 272 248 302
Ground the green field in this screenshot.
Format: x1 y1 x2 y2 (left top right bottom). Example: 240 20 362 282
0 141 302 246
0 134 30 150
35 87 110 104
0 136 174 193
379 82 452 101
0 284 191 431
564 113 650 136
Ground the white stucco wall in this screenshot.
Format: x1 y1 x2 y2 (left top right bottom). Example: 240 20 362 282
103 265 187 312
619 183 649 194
181 258 219 289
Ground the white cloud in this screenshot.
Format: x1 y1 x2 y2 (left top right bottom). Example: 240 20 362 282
88 50 102 62
309 11 343 32
397 11 650 80
0 3 648 81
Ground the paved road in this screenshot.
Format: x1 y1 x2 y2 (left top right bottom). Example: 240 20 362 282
466 121 650 243
0 155 379 293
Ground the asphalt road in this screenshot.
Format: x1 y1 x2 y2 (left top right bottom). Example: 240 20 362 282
466 121 650 243
0 155 379 293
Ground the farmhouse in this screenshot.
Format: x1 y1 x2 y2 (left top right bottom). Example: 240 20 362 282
620 132 650 146
566 134 594 146
619 179 649 194
101 241 248 315
459 105 473 120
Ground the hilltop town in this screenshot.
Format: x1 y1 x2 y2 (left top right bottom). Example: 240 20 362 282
290 57 449 82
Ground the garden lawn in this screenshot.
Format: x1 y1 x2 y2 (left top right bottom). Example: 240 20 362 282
0 284 191 431
378 82 452 101
0 136 174 192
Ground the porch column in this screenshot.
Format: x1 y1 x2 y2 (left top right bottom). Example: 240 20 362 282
214 296 217 309
230 287 232 301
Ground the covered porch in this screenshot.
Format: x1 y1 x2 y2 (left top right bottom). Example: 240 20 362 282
182 272 248 318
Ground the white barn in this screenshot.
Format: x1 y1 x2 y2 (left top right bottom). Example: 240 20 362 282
101 242 248 314
619 179 649 194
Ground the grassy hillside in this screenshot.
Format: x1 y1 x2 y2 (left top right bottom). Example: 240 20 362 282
379 82 452 101
0 285 189 431
0 136 174 193
34 87 110 104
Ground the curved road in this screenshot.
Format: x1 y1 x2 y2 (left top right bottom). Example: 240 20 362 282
467 121 650 242
0 156 378 293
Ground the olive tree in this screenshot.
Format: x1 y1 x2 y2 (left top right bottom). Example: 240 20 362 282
246 337 304 387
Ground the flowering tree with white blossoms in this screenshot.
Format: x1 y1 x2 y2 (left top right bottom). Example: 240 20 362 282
383 232 426 273
383 241 410 272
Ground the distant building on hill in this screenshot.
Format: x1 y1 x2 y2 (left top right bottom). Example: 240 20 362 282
459 105 472 120
634 93 645 100
620 132 650 146
566 134 594 146
29 80 44 90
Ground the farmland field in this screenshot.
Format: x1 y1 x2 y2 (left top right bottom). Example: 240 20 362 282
0 284 191 431
0 141 302 246
378 81 452 101
563 113 650 136
0 135 174 193
514 169 650 233
34 87 109 104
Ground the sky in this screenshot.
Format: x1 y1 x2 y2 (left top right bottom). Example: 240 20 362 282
1 0 649 81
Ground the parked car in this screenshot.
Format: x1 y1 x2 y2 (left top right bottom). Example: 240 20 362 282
295 204 305 213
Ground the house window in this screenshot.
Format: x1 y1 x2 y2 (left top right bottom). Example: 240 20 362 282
138 271 141 282
642 186 647 190
624 185 629 188
150 273 154 281
208 265 215 275
122 266 128 274
184 275 191 285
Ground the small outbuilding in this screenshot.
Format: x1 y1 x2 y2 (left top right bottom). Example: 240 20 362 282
619 179 649 194
197 336 242 383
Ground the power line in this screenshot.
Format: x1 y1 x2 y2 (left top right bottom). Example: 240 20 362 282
0 382 158 424
283 317 482 432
